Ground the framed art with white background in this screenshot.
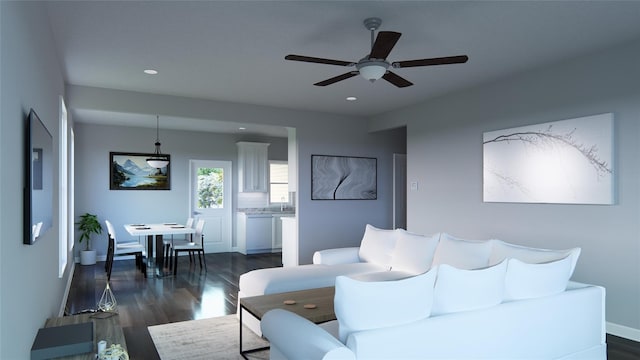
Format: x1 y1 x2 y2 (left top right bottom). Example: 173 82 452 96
483 113 614 204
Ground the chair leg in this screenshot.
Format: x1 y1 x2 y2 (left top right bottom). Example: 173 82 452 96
106 252 113 281
173 250 178 276
201 250 207 272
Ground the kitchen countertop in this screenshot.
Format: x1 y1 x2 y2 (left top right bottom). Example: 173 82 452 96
238 208 295 215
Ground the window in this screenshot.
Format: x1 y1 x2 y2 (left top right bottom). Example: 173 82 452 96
59 97 68 277
269 161 288 203
196 166 224 209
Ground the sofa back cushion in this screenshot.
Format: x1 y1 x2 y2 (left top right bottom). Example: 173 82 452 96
490 240 581 274
334 269 437 343
358 224 397 269
504 256 573 301
431 260 507 316
432 233 493 270
390 230 440 275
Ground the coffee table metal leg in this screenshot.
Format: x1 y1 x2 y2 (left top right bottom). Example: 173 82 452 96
239 304 269 359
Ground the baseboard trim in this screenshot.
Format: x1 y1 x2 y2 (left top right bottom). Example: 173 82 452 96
607 322 640 342
73 254 135 263
59 263 75 316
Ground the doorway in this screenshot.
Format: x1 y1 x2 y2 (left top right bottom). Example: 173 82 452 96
189 160 232 253
393 153 407 229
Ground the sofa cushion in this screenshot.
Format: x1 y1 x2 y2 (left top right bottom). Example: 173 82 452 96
239 262 387 297
358 224 398 269
390 230 440 275
334 269 437 343
504 256 573 301
432 233 492 270
490 240 581 274
432 260 507 316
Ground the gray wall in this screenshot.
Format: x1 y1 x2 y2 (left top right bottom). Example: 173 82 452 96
371 38 640 337
297 125 406 263
0 2 73 358
74 122 288 256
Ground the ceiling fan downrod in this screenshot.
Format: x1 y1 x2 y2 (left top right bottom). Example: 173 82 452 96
364 17 382 51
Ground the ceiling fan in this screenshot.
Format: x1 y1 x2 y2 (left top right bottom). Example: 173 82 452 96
285 17 468 88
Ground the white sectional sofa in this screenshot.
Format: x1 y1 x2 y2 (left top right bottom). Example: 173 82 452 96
239 225 606 359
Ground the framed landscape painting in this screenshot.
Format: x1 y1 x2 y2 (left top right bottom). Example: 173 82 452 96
312 155 377 200
483 113 613 204
110 152 170 190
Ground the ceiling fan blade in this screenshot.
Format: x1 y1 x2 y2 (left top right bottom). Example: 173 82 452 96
382 71 413 88
285 54 353 67
393 55 469 68
314 72 358 86
369 31 402 60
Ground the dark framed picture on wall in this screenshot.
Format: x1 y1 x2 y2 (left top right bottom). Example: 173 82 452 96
109 152 170 190
311 155 377 200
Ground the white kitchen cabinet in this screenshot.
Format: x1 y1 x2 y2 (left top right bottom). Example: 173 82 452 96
237 213 273 255
237 142 269 192
272 214 294 251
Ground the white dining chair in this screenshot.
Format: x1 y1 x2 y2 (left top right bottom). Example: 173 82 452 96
105 220 147 279
163 217 195 269
172 219 206 275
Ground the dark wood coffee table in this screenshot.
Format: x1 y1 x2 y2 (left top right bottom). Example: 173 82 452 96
239 287 336 359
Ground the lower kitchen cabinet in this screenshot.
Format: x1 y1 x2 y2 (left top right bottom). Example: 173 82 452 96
237 213 273 255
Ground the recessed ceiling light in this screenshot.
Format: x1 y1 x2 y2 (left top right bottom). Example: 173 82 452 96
346 96 357 101
144 69 158 75
238 127 246 130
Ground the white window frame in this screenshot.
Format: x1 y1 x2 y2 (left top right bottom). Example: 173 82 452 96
58 97 68 277
269 160 289 204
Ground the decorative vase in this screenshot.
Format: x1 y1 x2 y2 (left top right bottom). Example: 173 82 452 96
80 249 97 265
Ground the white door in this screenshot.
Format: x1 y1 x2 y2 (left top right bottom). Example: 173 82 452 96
190 160 232 253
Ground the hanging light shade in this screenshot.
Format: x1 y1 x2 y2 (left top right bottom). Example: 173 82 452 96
146 115 169 169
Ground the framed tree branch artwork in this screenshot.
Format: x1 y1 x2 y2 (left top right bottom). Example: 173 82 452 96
483 113 613 204
110 152 170 190
312 155 377 200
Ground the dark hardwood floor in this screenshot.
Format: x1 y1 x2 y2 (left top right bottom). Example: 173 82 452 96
66 252 282 359
66 252 640 359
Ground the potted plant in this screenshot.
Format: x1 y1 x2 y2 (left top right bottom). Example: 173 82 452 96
76 213 102 265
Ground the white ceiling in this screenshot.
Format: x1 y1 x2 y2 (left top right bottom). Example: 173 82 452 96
45 1 640 135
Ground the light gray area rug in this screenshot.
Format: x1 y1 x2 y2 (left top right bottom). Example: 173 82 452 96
148 315 269 360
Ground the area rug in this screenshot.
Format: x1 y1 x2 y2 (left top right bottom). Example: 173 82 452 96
148 315 269 360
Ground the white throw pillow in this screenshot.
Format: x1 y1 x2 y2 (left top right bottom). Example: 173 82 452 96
432 261 507 316
390 230 440 275
334 269 437 343
504 256 573 301
358 224 398 269
432 233 493 270
490 240 581 274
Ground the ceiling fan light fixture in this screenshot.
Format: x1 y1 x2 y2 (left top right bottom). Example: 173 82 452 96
357 61 388 81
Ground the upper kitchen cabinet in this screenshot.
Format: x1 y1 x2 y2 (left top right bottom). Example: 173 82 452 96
237 141 270 192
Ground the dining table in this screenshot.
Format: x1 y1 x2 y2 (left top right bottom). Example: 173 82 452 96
123 223 196 277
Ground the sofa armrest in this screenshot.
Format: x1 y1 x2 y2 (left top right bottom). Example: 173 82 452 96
262 309 355 360
313 247 361 265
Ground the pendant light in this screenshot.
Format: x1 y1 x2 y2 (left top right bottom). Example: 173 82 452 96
146 115 169 169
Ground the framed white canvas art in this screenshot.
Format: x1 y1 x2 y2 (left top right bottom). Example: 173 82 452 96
483 113 614 204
